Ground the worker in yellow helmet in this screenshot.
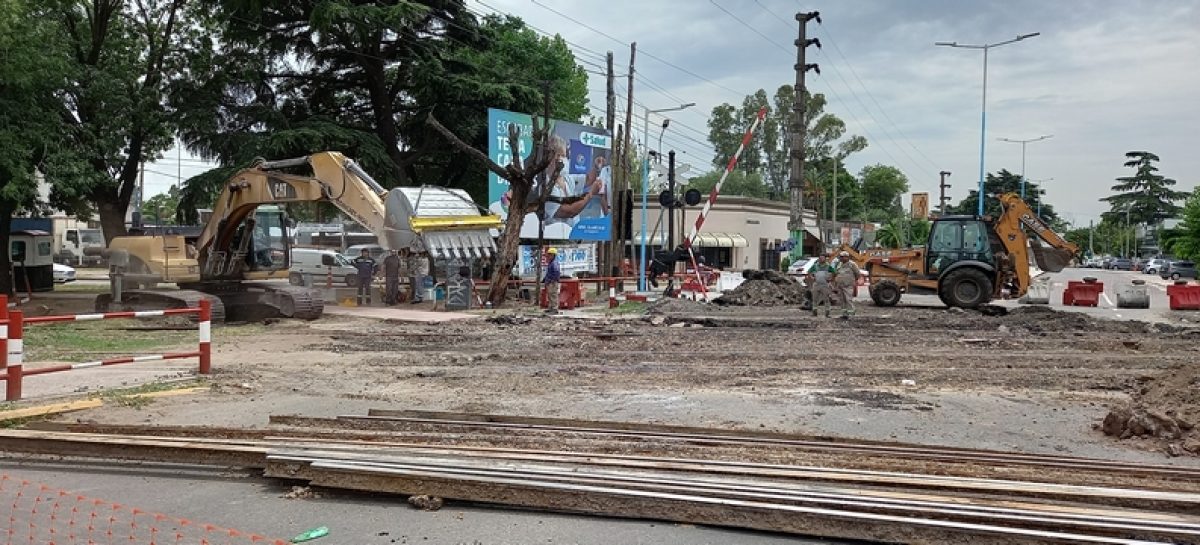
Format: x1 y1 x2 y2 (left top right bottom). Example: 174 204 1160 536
544 247 561 315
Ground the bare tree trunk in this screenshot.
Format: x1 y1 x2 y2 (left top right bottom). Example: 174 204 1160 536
0 199 14 296
487 181 530 306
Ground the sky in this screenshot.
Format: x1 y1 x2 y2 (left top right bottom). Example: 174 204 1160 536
146 0 1200 227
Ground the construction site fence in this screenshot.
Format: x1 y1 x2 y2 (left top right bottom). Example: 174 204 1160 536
0 473 286 545
0 294 212 402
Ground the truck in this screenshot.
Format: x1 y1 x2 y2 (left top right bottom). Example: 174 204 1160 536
839 193 1079 308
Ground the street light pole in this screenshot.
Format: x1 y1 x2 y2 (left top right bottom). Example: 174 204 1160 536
936 33 1040 216
998 135 1052 199
1027 177 1053 218
640 102 694 292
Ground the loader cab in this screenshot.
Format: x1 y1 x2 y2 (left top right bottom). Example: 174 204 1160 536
925 217 996 277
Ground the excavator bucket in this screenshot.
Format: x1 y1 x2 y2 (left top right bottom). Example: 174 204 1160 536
1028 238 1073 273
383 187 502 258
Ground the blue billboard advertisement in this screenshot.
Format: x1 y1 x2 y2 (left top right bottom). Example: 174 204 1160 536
486 108 612 241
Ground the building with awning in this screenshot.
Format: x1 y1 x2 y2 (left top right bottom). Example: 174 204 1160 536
628 195 820 270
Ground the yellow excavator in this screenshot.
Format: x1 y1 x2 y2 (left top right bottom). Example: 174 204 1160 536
93 152 501 321
837 193 1079 308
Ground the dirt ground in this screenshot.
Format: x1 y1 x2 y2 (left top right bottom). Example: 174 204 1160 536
40 294 1199 465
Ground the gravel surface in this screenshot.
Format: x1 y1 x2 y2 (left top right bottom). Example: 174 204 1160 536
56 301 1200 464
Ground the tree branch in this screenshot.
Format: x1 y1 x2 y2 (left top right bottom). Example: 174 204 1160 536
424 113 508 180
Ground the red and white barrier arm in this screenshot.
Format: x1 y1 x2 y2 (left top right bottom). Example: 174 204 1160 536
24 308 198 324
681 107 768 293
21 351 203 377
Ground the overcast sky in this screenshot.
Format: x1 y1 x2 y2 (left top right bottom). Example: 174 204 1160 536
148 0 1199 226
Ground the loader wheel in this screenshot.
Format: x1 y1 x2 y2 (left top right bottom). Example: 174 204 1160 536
870 280 902 307
289 272 304 286
345 274 359 287
940 268 993 309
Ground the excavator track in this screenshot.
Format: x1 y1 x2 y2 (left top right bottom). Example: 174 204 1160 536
95 289 227 323
246 283 325 321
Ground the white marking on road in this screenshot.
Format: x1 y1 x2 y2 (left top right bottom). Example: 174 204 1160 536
1101 293 1115 307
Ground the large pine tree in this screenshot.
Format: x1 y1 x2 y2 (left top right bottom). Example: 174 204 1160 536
1101 151 1187 226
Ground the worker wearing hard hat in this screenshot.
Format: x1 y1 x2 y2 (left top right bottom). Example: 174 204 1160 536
544 247 561 315
833 251 861 319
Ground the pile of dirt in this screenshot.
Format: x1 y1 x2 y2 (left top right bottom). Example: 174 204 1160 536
712 270 807 307
1003 305 1149 334
1101 366 1200 456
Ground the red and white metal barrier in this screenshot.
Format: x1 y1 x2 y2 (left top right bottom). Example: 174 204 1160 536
0 294 212 401
681 108 768 295
608 279 618 308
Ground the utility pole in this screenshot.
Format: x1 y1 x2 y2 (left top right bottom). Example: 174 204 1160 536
939 171 952 215
788 11 821 259
1089 220 1094 257
831 155 838 223
667 151 676 252
621 43 636 265
603 51 616 275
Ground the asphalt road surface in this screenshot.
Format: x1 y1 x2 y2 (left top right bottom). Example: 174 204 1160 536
0 459 844 545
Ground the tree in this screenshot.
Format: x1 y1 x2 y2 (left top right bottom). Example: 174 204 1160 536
709 86 865 200
875 217 931 249
0 0 67 293
1100 152 1187 254
859 164 909 222
141 186 182 225
686 171 767 200
41 0 208 243
949 169 1060 224
174 6 588 218
1163 188 1200 260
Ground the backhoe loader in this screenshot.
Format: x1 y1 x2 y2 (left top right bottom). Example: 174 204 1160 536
842 193 1078 309
92 152 501 321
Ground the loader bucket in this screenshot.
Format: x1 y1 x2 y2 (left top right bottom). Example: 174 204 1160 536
1028 238 1073 273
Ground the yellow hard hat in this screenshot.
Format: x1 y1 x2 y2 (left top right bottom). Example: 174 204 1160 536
547 248 558 255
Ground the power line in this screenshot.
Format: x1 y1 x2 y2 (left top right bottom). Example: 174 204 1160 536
710 0 792 56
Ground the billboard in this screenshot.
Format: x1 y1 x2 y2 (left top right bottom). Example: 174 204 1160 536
517 244 596 278
911 192 929 219
486 108 612 241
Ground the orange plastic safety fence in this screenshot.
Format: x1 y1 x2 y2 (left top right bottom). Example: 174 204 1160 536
0 474 287 545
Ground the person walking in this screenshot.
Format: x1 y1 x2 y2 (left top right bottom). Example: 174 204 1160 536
352 248 377 306
383 249 401 305
808 254 835 318
543 247 561 315
833 251 861 319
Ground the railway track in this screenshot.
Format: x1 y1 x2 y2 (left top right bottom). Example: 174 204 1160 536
8 410 1200 544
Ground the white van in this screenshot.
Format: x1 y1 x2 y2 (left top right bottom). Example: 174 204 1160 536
290 248 363 286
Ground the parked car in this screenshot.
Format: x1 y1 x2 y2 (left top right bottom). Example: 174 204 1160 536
1161 261 1197 281
1110 258 1134 271
1100 257 1114 269
1143 258 1168 275
786 257 818 278
290 248 364 286
343 243 386 261
52 262 76 283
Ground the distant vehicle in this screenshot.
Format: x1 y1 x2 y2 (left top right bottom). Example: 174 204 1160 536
1100 257 1114 269
343 243 386 261
786 257 818 277
52 262 75 283
1162 261 1197 281
290 248 363 287
1082 257 1103 268
1143 258 1168 275
1110 258 1134 271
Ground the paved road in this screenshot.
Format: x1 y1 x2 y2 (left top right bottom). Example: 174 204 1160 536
0 459 839 545
890 267 1195 324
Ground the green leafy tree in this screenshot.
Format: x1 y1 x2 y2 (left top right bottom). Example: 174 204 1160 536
710 86 865 201
140 185 182 225
1163 188 1200 260
39 0 210 242
949 169 1060 224
859 164 909 222
1101 151 1187 226
810 157 863 223
175 6 588 220
875 218 931 249
686 171 767 199
0 0 69 293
